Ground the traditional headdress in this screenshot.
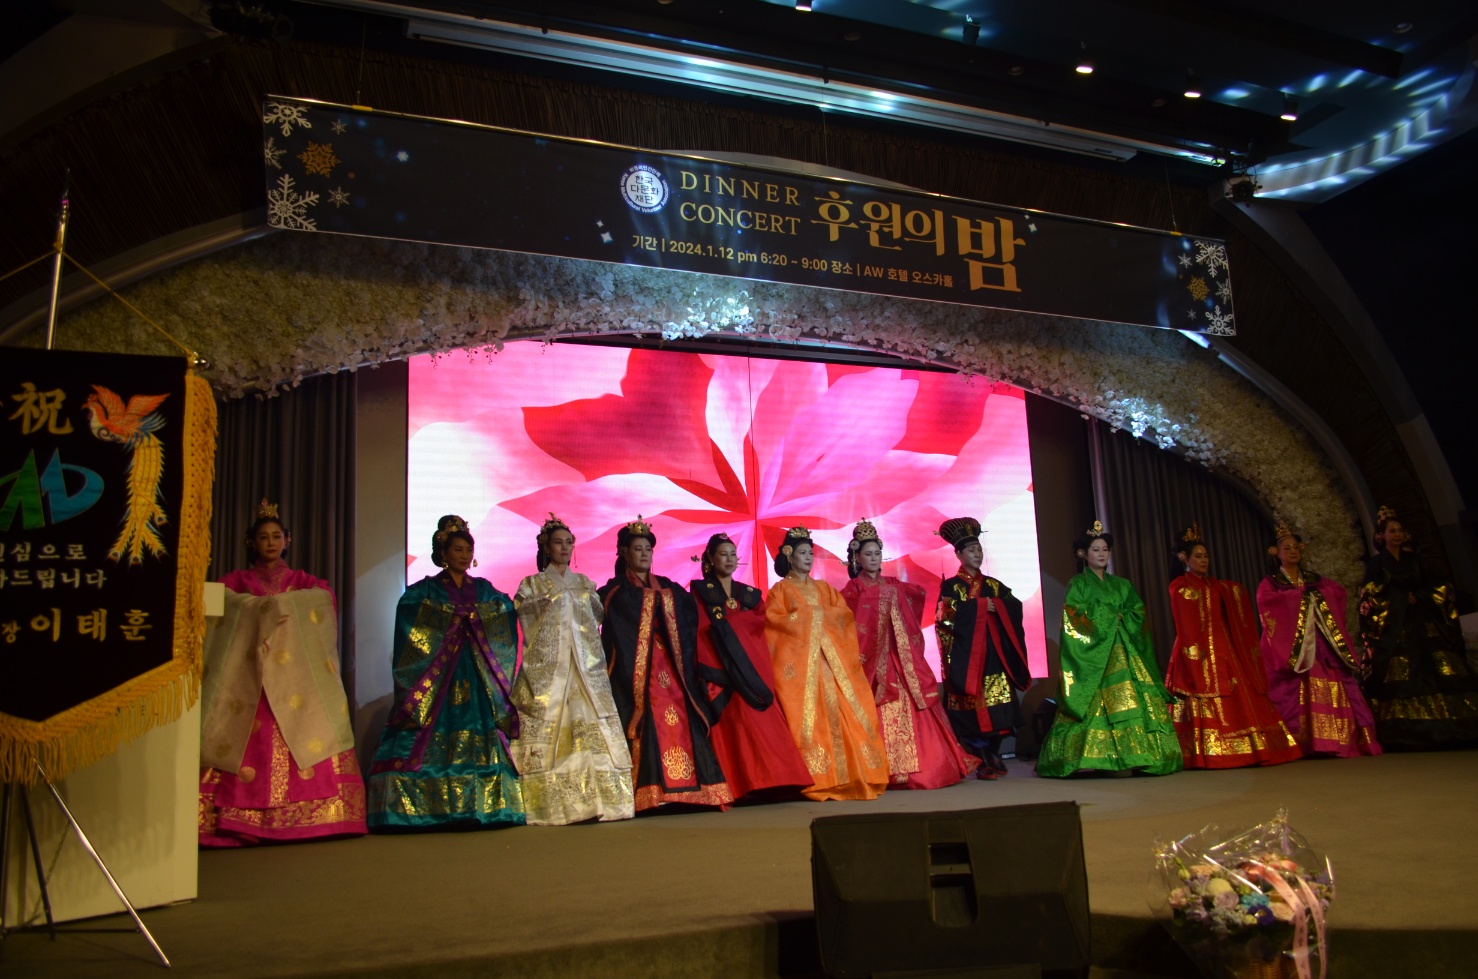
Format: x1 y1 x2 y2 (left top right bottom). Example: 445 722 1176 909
773 526 812 577
1180 521 1204 545
846 520 882 578
536 512 574 571
936 517 982 552
431 514 473 568
1266 519 1301 559
1073 519 1113 558
245 498 290 554
614 515 656 576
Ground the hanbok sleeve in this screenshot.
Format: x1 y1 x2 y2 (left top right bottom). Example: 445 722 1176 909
1056 574 1114 721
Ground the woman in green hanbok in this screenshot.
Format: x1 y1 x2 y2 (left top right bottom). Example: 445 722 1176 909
367 515 525 829
1036 521 1182 777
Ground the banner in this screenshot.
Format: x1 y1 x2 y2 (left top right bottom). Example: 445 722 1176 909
0 349 216 784
262 97 1236 336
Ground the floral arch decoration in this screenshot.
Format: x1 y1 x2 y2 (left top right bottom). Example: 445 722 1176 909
44 231 1366 589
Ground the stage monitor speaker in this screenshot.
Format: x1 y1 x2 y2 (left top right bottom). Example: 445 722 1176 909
811 801 1089 978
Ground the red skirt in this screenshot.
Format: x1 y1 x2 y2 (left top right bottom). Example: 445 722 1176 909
1169 654 1302 769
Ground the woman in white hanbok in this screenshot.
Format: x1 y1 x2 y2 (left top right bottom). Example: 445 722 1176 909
510 515 635 825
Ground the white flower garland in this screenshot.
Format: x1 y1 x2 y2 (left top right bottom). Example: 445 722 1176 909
48 232 1366 588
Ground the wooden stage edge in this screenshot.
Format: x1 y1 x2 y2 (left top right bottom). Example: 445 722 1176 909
2 749 1474 978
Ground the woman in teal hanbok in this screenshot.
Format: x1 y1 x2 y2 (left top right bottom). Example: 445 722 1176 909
367 515 525 830
1036 521 1182 777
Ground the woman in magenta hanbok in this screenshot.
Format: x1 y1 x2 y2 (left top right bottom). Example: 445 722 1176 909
842 521 977 789
199 500 367 846
1255 523 1381 758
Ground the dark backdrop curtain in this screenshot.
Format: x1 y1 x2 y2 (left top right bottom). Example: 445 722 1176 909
1092 422 1273 672
208 372 358 706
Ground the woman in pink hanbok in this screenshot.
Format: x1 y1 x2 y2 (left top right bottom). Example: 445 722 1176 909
1255 523 1381 759
199 500 367 845
841 520 977 789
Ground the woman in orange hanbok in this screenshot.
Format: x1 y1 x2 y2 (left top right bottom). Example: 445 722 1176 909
764 527 889 801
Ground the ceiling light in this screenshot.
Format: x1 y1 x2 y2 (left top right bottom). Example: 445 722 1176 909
796 0 812 11
1075 42 1093 75
963 16 980 46
1280 94 1299 121
1183 69 1202 98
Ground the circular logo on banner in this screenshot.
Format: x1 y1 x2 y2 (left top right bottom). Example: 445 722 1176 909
620 165 669 213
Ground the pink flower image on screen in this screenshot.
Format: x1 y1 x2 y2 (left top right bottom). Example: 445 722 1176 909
408 342 1047 676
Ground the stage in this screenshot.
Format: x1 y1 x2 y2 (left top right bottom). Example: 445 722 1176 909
2 749 1473 978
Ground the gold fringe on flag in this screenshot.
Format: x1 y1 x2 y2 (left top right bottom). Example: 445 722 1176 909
0 372 216 785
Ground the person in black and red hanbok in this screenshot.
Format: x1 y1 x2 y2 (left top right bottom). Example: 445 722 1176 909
689 533 810 800
600 517 733 812
934 517 1032 779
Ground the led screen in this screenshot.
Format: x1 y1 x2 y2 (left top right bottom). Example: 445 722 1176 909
408 342 1047 677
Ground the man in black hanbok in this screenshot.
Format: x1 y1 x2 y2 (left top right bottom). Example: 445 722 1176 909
935 517 1031 778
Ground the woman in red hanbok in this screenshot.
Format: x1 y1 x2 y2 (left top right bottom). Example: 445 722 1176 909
199 500 367 846
842 521 977 789
689 534 811 800
1256 524 1381 758
1166 523 1300 768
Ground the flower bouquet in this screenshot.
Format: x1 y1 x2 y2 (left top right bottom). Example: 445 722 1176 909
1153 810 1332 979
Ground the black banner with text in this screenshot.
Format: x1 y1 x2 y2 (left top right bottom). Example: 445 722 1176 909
1 350 186 722
263 97 1236 335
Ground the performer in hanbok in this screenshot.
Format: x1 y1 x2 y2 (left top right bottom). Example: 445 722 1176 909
1256 523 1381 758
199 499 367 846
1037 521 1182 777
510 515 635 824
765 527 889 801
366 515 525 830
934 517 1030 780
1357 507 1478 748
599 518 732 812
843 520 976 789
1166 523 1301 768
689 533 810 800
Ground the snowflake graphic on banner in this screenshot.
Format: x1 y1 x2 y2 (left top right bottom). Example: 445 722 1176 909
328 187 350 207
298 141 340 177
1204 305 1235 335
267 174 319 231
1194 241 1229 276
263 102 312 137
1215 278 1233 304
264 136 285 170
1188 276 1208 302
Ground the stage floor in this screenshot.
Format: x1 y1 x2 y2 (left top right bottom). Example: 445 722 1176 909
2 749 1474 978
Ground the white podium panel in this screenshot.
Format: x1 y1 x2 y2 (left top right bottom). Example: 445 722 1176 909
3 702 199 925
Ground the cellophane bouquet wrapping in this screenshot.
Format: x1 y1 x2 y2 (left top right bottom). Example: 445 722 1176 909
1153 810 1332 979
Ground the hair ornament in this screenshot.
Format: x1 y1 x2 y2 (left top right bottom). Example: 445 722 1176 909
624 514 652 537
1085 519 1106 539
254 498 280 521
1376 505 1397 524
1272 520 1296 544
434 514 470 546
1180 521 1204 544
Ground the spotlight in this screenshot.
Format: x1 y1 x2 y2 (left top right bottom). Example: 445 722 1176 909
796 0 812 10
1183 69 1202 98
963 15 980 45
1280 93 1299 121
1075 42 1093 75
